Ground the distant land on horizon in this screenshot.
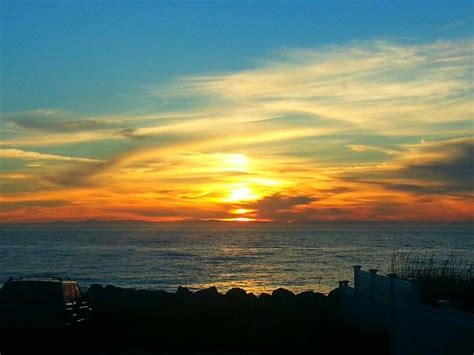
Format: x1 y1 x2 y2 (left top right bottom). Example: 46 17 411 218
0 219 472 230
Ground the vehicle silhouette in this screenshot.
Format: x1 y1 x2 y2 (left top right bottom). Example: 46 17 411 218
0 276 92 330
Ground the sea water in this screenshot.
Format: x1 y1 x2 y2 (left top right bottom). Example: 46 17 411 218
0 222 472 294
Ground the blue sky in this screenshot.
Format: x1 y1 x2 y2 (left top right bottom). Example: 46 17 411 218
1 1 472 114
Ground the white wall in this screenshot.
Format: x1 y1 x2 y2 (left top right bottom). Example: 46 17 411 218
339 266 474 355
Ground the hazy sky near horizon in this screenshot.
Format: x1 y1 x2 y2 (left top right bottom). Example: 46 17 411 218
1 1 473 222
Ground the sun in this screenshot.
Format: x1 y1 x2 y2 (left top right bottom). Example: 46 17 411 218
233 217 253 222
217 217 256 222
228 187 256 202
232 208 252 214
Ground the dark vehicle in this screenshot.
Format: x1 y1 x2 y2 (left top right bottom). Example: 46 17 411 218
0 276 92 330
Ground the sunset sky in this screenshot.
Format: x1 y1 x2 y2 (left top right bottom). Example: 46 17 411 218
1 1 473 223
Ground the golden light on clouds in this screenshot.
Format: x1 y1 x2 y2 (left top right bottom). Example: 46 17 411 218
0 40 472 223
223 154 249 172
227 186 258 203
217 217 256 222
232 208 253 215
232 217 253 222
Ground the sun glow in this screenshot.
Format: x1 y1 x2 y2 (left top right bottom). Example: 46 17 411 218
223 153 249 172
233 217 253 222
226 153 248 166
232 208 252 214
227 186 258 202
218 217 255 222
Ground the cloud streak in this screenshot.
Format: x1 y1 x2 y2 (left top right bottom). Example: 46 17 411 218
339 138 474 195
0 148 104 163
1 39 472 222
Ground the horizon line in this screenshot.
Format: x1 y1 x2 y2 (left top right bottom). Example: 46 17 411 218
0 219 472 225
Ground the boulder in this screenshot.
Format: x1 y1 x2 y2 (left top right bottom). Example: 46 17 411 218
86 283 103 297
272 288 295 303
176 286 193 298
296 290 326 306
86 284 104 304
195 286 220 301
225 287 247 300
326 287 342 310
88 283 103 292
257 292 272 306
247 292 258 301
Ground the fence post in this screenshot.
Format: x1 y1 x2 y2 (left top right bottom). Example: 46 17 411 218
353 265 361 296
387 273 397 301
369 269 378 302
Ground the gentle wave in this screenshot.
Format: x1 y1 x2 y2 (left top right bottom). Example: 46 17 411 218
0 224 472 294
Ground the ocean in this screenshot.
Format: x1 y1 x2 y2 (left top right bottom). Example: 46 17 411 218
0 222 472 294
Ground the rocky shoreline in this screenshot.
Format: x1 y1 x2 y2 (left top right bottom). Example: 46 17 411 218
0 284 389 354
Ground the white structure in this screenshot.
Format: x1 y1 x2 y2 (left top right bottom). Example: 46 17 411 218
339 265 474 355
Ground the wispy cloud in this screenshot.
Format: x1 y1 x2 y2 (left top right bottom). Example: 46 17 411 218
2 109 107 132
159 40 473 127
0 148 104 163
441 19 471 30
1 39 472 222
346 144 402 156
339 137 474 195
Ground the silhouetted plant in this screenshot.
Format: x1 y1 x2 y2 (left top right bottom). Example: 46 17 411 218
390 251 474 312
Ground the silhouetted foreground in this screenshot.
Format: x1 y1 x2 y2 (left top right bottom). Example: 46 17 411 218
0 285 388 354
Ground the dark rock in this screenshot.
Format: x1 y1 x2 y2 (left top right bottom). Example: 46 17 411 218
327 287 341 301
176 286 193 297
88 284 103 292
258 292 272 306
327 287 342 310
52 284 389 354
86 284 104 304
104 284 118 291
195 286 220 300
133 289 171 309
296 290 326 305
225 287 247 299
247 292 258 301
272 287 295 302
86 284 103 297
258 292 272 300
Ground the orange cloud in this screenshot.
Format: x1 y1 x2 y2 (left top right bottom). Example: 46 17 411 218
1 40 472 223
